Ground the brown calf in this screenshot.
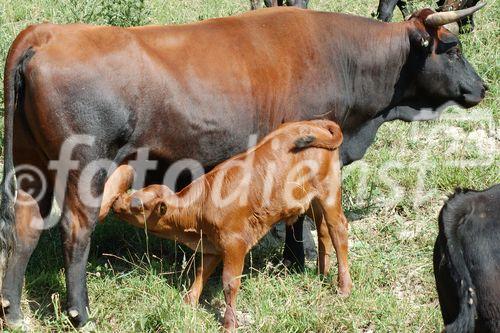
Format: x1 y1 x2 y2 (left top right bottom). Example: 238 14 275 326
101 120 351 329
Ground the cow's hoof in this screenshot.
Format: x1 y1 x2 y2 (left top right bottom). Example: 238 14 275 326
79 320 97 332
1 301 27 330
3 316 27 331
67 308 89 328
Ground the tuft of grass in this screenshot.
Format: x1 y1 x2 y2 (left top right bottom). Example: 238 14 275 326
0 0 498 331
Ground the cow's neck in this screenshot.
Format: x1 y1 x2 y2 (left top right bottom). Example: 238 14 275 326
331 22 412 130
322 20 428 165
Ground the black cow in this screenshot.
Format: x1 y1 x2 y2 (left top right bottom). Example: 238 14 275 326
434 184 500 332
375 0 480 33
374 0 410 22
251 0 309 10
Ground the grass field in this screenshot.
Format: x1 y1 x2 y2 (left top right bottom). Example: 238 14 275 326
0 0 499 332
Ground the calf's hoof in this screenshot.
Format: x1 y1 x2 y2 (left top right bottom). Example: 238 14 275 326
223 319 239 332
338 280 353 297
183 292 199 306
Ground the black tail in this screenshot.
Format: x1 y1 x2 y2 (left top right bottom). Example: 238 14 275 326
0 48 35 274
441 190 477 333
294 135 316 149
292 121 343 152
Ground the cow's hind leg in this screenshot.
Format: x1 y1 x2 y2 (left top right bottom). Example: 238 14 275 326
1 189 52 327
1 131 53 328
59 169 108 327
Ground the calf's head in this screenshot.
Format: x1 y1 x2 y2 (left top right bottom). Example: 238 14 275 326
405 3 487 109
113 185 171 222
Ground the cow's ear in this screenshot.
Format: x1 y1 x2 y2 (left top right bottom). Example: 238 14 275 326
409 27 432 50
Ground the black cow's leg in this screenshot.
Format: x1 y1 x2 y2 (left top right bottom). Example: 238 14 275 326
376 0 400 21
250 0 260 10
59 172 105 327
1 190 52 327
283 214 305 271
397 0 409 19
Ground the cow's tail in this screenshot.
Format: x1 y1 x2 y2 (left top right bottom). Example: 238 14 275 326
293 121 343 151
441 190 477 333
0 47 35 282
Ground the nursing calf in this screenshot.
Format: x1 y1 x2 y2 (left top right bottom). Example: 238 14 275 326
103 120 350 329
434 184 500 333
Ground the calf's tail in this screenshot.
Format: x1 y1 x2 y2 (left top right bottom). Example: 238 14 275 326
293 121 343 151
441 193 477 333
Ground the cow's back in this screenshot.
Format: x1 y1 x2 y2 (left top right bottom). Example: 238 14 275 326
435 185 500 333
461 187 500 332
13 9 339 168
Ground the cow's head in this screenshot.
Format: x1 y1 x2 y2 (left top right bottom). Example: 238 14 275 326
405 3 487 110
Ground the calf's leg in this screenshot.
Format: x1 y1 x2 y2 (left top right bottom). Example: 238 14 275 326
184 253 221 306
315 220 334 276
222 242 247 330
320 200 352 295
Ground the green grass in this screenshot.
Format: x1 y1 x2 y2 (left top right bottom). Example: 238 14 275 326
0 0 499 332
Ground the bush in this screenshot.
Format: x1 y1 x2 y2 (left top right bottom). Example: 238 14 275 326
68 0 150 27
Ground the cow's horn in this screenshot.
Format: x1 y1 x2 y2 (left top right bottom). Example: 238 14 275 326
425 2 486 27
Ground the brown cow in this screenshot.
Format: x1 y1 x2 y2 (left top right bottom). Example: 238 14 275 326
104 120 348 330
0 6 487 328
